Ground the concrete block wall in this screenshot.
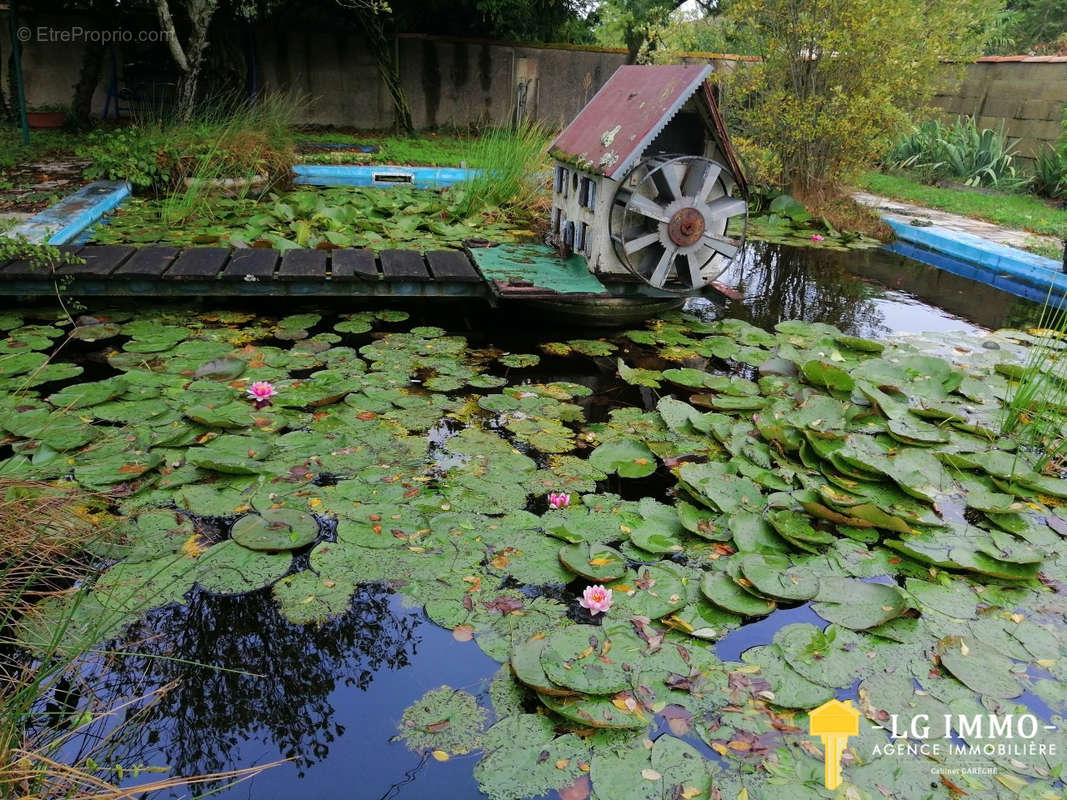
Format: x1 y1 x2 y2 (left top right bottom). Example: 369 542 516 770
933 57 1067 164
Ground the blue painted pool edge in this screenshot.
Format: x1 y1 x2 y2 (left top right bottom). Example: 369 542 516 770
886 218 1066 303
292 164 478 189
2 180 131 245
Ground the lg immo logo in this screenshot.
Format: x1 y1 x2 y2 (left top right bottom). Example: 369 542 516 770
809 701 1058 790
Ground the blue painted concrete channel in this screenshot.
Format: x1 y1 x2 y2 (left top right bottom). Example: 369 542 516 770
5 168 1063 309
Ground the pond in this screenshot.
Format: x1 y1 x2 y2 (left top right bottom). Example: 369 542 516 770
8 242 1066 800
86 185 534 251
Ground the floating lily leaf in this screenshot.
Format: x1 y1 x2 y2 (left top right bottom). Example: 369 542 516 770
700 572 775 616
537 690 648 730
589 438 657 478
195 540 292 595
801 359 854 392
607 564 687 619
474 715 589 800
739 554 819 601
231 509 319 551
397 686 488 755
935 635 1022 698
742 645 834 709
812 577 908 629
774 623 871 688
539 624 641 694
187 434 274 474
498 353 539 368
558 542 628 581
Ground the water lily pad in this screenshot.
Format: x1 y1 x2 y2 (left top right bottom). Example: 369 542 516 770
774 623 870 688
539 624 641 694
558 542 628 581
812 577 908 629
397 685 488 755
589 438 657 478
743 645 834 709
474 715 589 800
187 434 274 474
195 540 292 594
699 572 775 616
935 635 1022 698
801 360 854 392
231 509 319 551
606 564 687 619
537 690 648 730
739 554 819 601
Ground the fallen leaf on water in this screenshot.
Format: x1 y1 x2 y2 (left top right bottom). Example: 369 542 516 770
641 768 662 781
431 750 450 762
452 625 474 642
555 758 570 770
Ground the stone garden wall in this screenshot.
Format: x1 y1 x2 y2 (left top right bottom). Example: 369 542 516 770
933 57 1067 165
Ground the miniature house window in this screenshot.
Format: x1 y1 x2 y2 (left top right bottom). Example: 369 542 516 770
562 220 575 248
554 166 568 196
551 208 561 234
575 223 585 252
578 177 596 209
579 222 590 253
571 172 579 194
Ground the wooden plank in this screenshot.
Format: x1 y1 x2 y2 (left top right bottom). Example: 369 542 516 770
331 248 378 280
277 249 327 279
164 247 230 279
380 249 430 281
223 248 279 280
0 246 82 279
425 250 481 282
58 245 135 276
113 246 180 277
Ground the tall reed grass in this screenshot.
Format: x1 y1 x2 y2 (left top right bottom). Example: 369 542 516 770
448 121 551 220
1000 294 1067 470
0 479 279 797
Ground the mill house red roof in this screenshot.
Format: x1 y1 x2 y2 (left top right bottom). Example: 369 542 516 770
548 64 744 189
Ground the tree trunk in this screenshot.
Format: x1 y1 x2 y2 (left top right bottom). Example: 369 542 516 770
155 0 218 121
72 43 106 124
359 10 413 135
0 35 11 121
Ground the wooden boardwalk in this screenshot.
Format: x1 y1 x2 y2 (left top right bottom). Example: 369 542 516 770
0 246 489 297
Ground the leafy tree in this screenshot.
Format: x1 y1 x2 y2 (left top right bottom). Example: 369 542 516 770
724 0 1001 196
1001 0 1067 53
595 0 728 62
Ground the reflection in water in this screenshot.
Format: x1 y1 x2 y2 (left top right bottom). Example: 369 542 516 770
721 243 890 337
721 242 1044 336
74 585 421 781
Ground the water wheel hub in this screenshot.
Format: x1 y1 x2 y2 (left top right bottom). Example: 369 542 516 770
667 207 706 247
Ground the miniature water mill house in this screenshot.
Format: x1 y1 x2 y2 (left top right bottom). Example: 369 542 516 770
548 63 749 294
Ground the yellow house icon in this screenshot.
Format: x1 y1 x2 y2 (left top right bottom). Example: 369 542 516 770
809 699 861 789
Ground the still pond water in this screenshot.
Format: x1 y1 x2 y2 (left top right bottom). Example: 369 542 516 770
33 242 1060 800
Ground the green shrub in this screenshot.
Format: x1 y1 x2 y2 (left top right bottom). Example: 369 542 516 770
1032 146 1067 200
77 91 299 194
882 116 1029 191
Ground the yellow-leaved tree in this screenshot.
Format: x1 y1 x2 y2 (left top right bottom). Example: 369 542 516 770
724 0 1001 197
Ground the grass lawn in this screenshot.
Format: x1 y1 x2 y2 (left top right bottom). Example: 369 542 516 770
293 130 479 166
0 128 81 171
854 172 1067 239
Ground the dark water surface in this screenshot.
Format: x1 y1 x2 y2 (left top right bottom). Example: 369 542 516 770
42 243 1048 798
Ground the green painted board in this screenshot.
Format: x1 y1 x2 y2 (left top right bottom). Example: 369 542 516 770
469 243 609 295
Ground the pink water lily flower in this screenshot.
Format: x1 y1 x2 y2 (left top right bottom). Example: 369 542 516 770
811 233 825 242
548 492 571 509
246 381 277 409
579 585 613 616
